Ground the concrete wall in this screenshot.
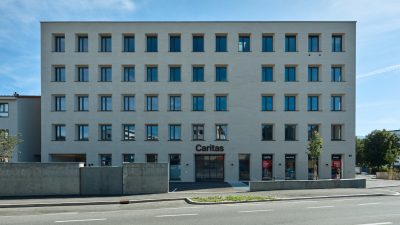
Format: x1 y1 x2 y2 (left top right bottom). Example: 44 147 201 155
80 167 123 195
376 172 400 180
249 179 366 191
123 163 169 194
0 163 80 196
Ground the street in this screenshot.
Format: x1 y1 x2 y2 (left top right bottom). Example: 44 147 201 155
0 195 399 225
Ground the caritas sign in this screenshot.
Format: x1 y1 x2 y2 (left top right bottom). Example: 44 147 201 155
195 144 224 152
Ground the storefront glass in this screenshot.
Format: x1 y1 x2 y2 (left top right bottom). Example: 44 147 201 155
285 154 296 180
262 154 273 180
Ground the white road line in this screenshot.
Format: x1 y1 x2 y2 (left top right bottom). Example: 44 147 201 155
55 218 107 223
356 222 392 225
239 209 273 213
332 198 358 202
307 205 334 209
158 206 204 210
155 213 198 218
44 212 79 216
358 202 381 206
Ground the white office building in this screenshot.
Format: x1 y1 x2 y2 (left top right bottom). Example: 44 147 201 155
41 21 356 182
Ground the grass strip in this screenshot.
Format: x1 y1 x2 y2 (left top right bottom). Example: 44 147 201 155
191 195 275 203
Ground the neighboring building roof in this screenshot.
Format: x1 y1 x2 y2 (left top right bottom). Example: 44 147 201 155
0 92 40 99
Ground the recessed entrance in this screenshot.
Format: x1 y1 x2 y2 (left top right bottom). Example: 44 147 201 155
195 154 224 182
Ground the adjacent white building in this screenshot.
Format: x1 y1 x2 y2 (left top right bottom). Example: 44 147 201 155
41 21 356 182
0 93 41 162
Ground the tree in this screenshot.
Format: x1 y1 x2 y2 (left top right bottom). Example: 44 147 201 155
356 137 365 167
363 129 400 170
0 130 22 162
307 131 324 180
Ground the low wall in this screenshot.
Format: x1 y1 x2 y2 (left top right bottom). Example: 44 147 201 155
0 163 80 196
123 163 169 195
376 172 400 180
80 167 123 195
249 179 366 192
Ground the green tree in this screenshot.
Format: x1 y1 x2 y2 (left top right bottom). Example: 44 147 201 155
307 131 324 180
356 137 365 167
363 129 400 170
0 130 22 162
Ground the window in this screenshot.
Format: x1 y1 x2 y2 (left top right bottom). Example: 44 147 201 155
54 35 65 52
308 124 319 140
331 96 342 111
100 96 112 111
332 35 343 52
0 129 9 138
77 124 89 141
169 124 181 141
123 154 135 163
54 125 66 141
262 124 273 141
216 66 227 81
78 35 88 52
54 67 65 82
146 35 158 52
146 66 158 82
216 35 227 52
193 66 204 82
78 66 89 82
262 96 273 111
262 35 273 52
100 66 112 82
331 66 342 82
146 95 158 111
332 125 343 140
215 95 227 111
193 124 204 140
54 96 66 111
146 154 158 163
169 66 181 82
169 95 181 111
0 103 9 117
193 95 204 111
216 124 228 140
308 35 320 52
146 125 158 140
100 154 112 166
123 124 135 141
285 66 296 81
238 35 250 52
193 35 204 52
99 124 112 141
308 96 319 111
100 35 112 52
169 35 181 52
123 95 135 111
262 66 273 82
123 35 135 52
285 124 297 141
285 35 296 52
123 66 135 82
285 96 296 111
308 66 319 82
77 96 89 111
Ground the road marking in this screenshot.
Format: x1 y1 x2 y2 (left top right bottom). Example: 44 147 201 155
156 213 198 218
307 205 334 209
358 202 381 206
239 209 273 213
55 218 106 223
285 200 319 204
332 198 358 202
159 206 204 210
44 212 79 216
356 222 392 225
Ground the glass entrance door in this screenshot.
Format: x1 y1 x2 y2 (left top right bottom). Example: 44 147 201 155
331 154 343 179
195 154 224 182
239 154 250 181
262 154 273 180
169 154 181 181
285 154 296 180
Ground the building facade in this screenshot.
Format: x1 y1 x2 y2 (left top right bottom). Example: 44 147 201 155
41 21 356 182
0 94 41 162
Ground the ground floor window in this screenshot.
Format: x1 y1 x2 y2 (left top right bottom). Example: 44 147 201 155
100 154 112 166
169 154 181 181
238 154 250 181
262 154 273 180
331 154 343 179
285 154 296 180
123 154 135 163
146 154 158 163
195 154 224 182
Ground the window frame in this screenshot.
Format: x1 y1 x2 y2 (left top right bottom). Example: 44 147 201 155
123 124 135 141
216 124 228 141
123 35 135 52
99 124 112 141
146 95 158 111
262 124 274 141
169 124 182 141
146 124 159 141
192 35 204 52
192 124 205 141
238 34 251 52
192 95 205 111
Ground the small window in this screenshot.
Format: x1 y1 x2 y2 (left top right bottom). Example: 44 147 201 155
169 95 181 111
285 66 296 82
332 35 343 52
331 95 342 111
262 96 273 111
123 35 135 52
146 66 158 82
123 124 135 141
216 66 227 81
216 35 227 52
308 124 319 140
285 124 297 141
216 124 228 140
193 66 204 82
308 96 319 111
123 154 135 163
54 124 66 141
169 66 181 82
100 96 112 111
262 66 273 82
262 35 273 52
169 124 181 141
193 124 204 140
123 66 135 82
331 66 342 82
77 95 89 111
77 124 89 141
238 35 250 52
215 95 227 111
308 66 319 82
100 66 112 82
123 95 135 111
193 35 204 52
0 103 9 117
77 35 88 52
54 35 65 52
308 35 320 52
54 96 66 111
169 35 181 52
54 66 65 82
77 66 89 82
331 125 343 141
146 95 158 111
285 96 296 111
100 154 112 166
262 124 273 141
99 124 112 141
146 35 158 52
192 95 205 111
285 35 296 52
100 35 112 52
146 125 158 141
146 154 158 162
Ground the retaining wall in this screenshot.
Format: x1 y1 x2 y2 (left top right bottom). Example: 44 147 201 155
376 172 400 180
249 179 366 191
123 163 169 194
80 167 123 195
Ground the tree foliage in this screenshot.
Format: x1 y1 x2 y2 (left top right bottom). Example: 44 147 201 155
0 130 22 162
307 131 323 180
356 137 365 166
363 129 400 169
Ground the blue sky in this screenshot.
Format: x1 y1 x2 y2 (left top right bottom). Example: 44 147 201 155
0 0 399 135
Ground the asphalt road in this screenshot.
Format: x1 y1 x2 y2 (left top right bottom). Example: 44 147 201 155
1 196 399 225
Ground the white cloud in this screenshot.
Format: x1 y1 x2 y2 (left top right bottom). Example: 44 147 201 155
357 64 400 79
